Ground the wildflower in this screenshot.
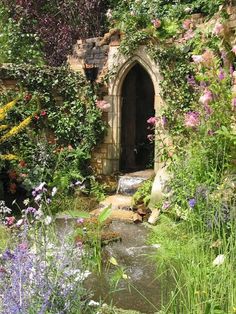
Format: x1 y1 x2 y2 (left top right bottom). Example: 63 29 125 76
213 254 225 266
152 18 161 29
182 19 192 30
199 89 213 106
25 207 37 214
218 67 225 80
15 219 24 228
162 202 170 210
96 100 111 112
34 115 40 120
23 198 30 206
46 198 51 204
212 21 224 36
184 112 200 128
88 300 100 307
34 194 42 202
19 160 26 168
0 116 32 144
192 55 203 63
0 201 12 214
51 187 57 197
208 130 215 136
5 216 16 226
147 116 157 125
188 198 196 208
44 216 52 225
41 110 47 116
184 7 192 13
77 218 84 224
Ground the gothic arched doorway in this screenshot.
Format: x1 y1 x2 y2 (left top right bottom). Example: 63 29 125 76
120 63 155 172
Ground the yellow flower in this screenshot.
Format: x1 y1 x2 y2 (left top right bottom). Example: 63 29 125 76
0 154 18 160
0 125 9 131
0 99 18 121
0 116 32 144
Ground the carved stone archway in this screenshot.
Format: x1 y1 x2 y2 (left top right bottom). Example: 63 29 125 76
102 46 164 174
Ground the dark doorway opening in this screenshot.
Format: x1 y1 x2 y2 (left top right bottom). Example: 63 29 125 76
120 63 155 172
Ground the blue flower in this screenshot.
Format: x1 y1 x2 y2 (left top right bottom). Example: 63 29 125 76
188 198 196 208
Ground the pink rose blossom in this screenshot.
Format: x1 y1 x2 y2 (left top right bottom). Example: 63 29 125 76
96 100 111 112
184 111 200 128
5 216 16 226
147 116 157 125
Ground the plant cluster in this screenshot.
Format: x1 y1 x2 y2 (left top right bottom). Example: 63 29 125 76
1 0 109 66
0 64 106 199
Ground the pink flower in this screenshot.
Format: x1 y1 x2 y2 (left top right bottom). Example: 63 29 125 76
96 100 111 112
147 134 154 142
5 216 16 226
41 110 47 116
192 55 204 63
151 19 161 29
199 90 213 106
147 116 157 125
212 22 224 36
184 111 200 128
184 29 195 40
183 19 192 30
232 45 236 54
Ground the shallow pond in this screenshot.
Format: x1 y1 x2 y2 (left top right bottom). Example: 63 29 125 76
84 221 170 313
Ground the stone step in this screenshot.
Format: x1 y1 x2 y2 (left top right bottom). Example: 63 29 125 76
117 169 155 195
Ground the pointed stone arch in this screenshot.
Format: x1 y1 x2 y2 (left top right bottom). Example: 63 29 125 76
102 46 164 174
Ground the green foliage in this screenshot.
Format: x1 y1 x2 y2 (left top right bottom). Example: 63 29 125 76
132 179 153 206
0 5 44 64
0 224 10 251
0 65 106 193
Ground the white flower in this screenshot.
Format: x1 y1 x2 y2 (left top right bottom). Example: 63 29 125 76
44 216 52 225
106 9 112 19
51 187 57 197
213 254 225 266
88 300 100 307
23 198 30 206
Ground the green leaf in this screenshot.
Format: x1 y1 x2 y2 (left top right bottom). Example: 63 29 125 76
98 205 112 224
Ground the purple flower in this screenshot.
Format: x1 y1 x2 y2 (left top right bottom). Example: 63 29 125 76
212 21 224 36
218 68 225 80
77 218 84 224
188 198 196 208
25 207 37 214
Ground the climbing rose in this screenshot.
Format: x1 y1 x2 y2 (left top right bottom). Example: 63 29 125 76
212 22 224 36
184 112 200 128
147 116 157 125
199 89 213 106
96 100 111 112
151 19 161 29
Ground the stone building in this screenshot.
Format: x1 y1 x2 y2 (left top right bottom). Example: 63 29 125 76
68 31 164 175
